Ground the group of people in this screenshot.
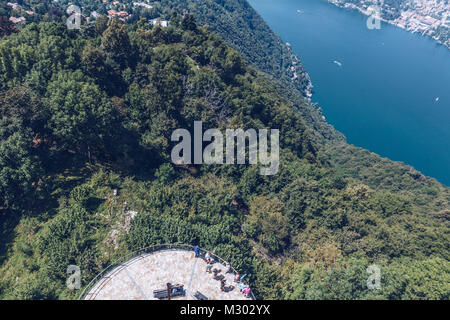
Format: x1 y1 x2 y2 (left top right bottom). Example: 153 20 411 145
234 272 252 298
193 245 252 298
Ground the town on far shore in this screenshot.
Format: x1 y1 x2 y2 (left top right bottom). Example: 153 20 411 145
328 0 449 49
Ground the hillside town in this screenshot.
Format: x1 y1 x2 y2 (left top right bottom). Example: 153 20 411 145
329 0 449 49
5 0 169 27
6 2 34 24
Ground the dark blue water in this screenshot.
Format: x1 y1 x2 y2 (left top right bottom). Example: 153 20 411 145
248 0 450 186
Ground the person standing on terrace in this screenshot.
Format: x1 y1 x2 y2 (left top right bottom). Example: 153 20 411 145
194 245 201 258
205 251 212 263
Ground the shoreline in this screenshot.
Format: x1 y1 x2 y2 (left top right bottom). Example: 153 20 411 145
285 42 314 101
328 0 450 50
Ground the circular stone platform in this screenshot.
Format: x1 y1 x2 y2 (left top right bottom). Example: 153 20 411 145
84 249 252 300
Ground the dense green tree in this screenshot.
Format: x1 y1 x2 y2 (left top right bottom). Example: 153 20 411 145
0 16 15 38
0 86 43 130
101 19 132 70
181 14 197 31
383 257 450 300
245 196 289 254
44 70 118 159
94 15 109 35
0 118 42 209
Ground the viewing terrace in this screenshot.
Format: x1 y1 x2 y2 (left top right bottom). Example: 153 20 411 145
80 244 255 300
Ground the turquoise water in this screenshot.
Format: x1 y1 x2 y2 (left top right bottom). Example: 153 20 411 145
248 0 450 186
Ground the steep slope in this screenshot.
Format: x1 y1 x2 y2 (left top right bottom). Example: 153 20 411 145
160 0 449 213
0 17 448 300
157 0 342 143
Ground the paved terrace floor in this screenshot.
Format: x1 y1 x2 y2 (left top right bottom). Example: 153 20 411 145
85 249 251 300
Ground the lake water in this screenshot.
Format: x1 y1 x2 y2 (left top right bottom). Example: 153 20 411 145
248 0 450 186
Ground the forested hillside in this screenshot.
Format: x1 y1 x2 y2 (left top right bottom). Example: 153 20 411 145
158 0 313 90
2 0 339 139
0 14 448 300
1 0 312 93
159 0 450 212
